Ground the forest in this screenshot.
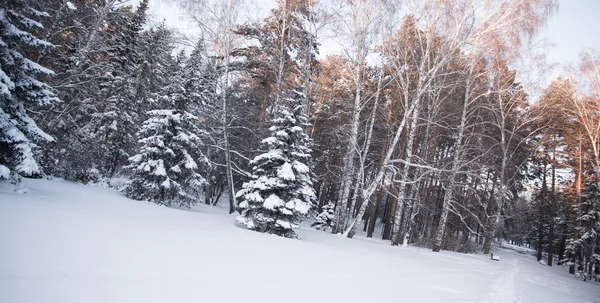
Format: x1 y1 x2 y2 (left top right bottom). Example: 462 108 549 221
1 0 599 279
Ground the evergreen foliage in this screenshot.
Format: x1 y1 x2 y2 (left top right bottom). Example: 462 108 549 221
123 109 207 207
123 37 215 207
312 202 335 231
236 91 316 238
0 0 58 179
566 169 600 274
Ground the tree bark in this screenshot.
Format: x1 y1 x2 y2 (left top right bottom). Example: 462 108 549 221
367 187 383 237
382 193 396 240
548 146 556 266
537 160 547 262
391 101 421 245
221 0 236 214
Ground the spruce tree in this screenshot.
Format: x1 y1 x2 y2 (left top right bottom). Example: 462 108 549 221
566 169 600 276
312 202 335 231
0 0 58 180
123 109 208 207
123 41 211 207
32 0 123 181
176 39 217 115
236 91 316 238
90 0 150 177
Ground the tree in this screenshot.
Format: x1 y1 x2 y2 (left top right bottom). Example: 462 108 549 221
560 51 600 276
123 109 208 207
0 0 58 180
236 91 316 238
170 0 246 214
566 169 600 277
330 0 384 234
312 202 335 231
31 0 132 182
91 0 150 178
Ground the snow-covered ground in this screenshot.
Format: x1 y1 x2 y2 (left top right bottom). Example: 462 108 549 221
1 179 599 303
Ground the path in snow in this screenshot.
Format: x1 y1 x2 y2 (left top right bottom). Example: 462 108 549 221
488 250 520 303
1 179 599 303
483 247 600 303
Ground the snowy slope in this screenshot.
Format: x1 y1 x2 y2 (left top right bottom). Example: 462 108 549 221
1 179 598 303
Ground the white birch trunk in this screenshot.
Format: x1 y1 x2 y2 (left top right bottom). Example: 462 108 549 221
390 102 420 245
220 0 236 214
344 68 384 238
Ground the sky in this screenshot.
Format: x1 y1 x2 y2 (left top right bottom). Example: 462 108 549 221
141 0 600 83
543 0 600 69
539 0 600 88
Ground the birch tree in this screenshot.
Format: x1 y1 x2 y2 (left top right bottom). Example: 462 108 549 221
169 0 244 213
341 0 557 244
330 0 385 234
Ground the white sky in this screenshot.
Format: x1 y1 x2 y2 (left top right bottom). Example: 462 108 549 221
543 0 600 69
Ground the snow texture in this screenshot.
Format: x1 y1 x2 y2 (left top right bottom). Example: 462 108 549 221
66 1 77 10
0 164 9 180
1 179 599 303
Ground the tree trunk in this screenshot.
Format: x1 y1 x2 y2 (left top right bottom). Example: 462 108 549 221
332 77 361 233
367 187 383 238
382 193 396 240
537 160 547 262
221 0 236 214
343 66 385 238
391 102 421 246
433 186 453 252
548 148 556 266
432 75 474 252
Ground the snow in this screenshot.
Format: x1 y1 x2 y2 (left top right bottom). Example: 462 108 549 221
0 164 9 180
243 191 263 203
277 162 295 181
292 160 309 174
1 178 599 303
275 130 289 139
287 198 311 214
66 1 77 10
251 149 283 164
262 193 284 210
152 160 166 176
275 219 294 229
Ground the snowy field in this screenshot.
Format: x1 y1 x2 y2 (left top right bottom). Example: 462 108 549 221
1 179 599 303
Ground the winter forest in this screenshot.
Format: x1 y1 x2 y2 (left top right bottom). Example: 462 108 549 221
2 0 600 286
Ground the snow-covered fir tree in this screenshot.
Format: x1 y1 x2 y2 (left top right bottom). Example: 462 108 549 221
178 39 217 112
123 40 214 207
0 0 58 180
123 108 208 207
565 169 600 274
236 91 316 238
311 202 335 231
89 0 150 178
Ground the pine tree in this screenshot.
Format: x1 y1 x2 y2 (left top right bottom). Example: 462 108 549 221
312 202 335 231
0 0 58 180
123 109 208 207
236 91 316 238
